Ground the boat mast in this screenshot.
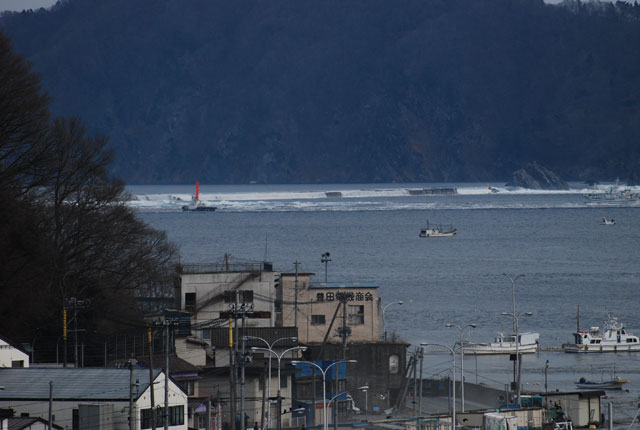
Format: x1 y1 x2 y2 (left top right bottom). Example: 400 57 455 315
576 304 580 332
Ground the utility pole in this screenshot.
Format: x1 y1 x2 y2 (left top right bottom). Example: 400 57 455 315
129 358 137 430
229 290 254 430
293 261 300 328
334 293 351 430
230 314 236 430
148 328 157 430
48 381 53 430
158 319 178 430
64 297 90 368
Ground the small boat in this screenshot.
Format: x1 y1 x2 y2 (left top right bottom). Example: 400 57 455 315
182 181 217 212
462 332 540 355
563 312 640 353
575 376 629 390
601 217 615 225
419 221 457 238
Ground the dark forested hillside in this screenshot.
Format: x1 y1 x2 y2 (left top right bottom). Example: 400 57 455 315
2 0 640 184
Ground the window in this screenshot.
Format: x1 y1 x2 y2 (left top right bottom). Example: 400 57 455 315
180 380 195 396
202 328 211 340
348 305 364 325
224 290 253 303
11 360 24 368
389 354 399 374
311 315 326 325
185 292 196 311
142 406 184 429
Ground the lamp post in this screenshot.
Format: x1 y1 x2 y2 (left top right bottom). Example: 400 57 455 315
445 323 477 412
291 359 357 430
326 386 369 424
252 344 307 430
382 301 404 341
321 253 331 283
245 336 298 430
502 273 525 332
421 343 456 430
501 311 533 406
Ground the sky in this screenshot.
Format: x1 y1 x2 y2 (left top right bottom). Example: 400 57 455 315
0 0 57 11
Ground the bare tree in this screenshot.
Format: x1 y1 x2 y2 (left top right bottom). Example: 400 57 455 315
0 31 179 348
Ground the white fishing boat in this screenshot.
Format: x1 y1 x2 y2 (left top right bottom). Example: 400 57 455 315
601 217 615 225
419 221 457 238
563 312 640 353
462 332 540 355
182 181 217 212
575 375 629 390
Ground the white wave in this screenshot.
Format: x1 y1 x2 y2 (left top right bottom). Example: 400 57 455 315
126 183 640 212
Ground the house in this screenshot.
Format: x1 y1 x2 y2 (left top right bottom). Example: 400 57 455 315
134 355 207 430
0 338 29 368
0 408 63 430
0 368 188 430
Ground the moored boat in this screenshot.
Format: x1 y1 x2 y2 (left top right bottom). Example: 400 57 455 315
182 181 217 212
419 221 457 238
462 332 540 355
563 312 640 353
575 376 629 390
601 217 615 225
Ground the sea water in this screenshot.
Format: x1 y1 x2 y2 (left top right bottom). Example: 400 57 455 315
129 182 640 423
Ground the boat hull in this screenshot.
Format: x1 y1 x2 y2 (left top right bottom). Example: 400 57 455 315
462 344 538 355
182 206 217 212
575 381 628 390
563 343 640 353
419 229 456 238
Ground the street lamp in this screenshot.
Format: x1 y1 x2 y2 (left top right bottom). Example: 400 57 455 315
290 359 357 430
445 323 477 412
501 311 533 406
421 343 456 430
252 344 307 430
326 386 369 424
382 301 404 341
502 273 525 332
321 252 331 283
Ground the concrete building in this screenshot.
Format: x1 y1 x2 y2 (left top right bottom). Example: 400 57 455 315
0 368 188 430
177 260 278 334
279 274 382 343
0 338 29 368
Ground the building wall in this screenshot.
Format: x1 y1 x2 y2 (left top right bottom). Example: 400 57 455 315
198 371 293 428
280 276 382 343
0 340 29 368
300 343 408 416
545 394 601 427
180 272 277 328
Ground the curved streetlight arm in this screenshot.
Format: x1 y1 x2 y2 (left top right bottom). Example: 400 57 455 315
382 301 404 340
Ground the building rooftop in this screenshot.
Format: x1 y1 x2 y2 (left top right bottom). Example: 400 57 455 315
0 368 163 401
310 282 379 289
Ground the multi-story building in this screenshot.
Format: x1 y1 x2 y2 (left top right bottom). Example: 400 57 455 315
279 274 382 344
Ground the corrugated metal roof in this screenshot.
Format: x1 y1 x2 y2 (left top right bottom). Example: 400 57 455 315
0 368 162 401
309 282 379 289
